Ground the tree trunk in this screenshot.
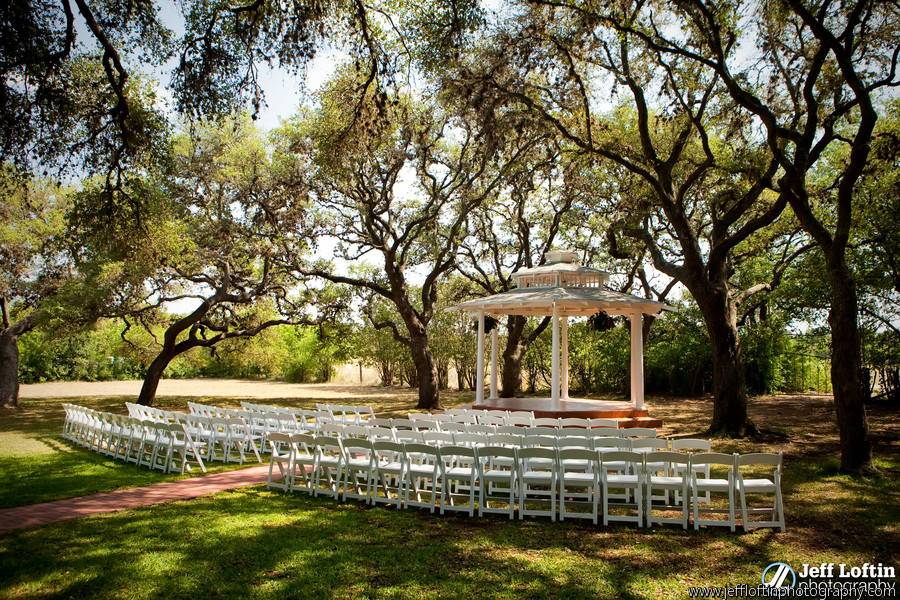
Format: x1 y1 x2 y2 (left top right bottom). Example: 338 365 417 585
826 260 873 473
409 334 440 409
137 351 175 406
0 331 20 409
698 288 753 436
500 316 526 397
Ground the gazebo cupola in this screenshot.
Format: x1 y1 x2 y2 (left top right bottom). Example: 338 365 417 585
451 249 672 412
512 250 610 289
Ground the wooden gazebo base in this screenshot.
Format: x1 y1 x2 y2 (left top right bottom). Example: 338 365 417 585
469 396 662 428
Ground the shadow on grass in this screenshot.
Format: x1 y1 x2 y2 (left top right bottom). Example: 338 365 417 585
0 489 774 599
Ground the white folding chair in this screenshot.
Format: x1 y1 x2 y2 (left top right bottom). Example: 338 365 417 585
341 438 376 504
477 446 518 519
371 440 405 508
532 418 560 428
736 453 785 532
517 447 558 521
312 436 344 499
267 432 294 492
290 433 316 494
691 452 737 532
643 451 689 529
671 438 712 504
403 443 440 512
438 445 478 516
601 451 644 527
169 422 206 474
558 448 600 524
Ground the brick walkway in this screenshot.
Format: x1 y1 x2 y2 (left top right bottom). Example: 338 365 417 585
0 465 274 535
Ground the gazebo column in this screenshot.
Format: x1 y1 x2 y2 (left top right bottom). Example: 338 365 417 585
629 312 645 410
561 316 569 400
476 311 485 404
489 323 499 400
551 303 560 407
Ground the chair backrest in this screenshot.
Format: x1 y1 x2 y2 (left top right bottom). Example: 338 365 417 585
559 428 591 438
391 418 415 430
407 413 430 421
621 427 656 438
439 422 464 433
452 433 485 447
292 433 316 453
422 432 455 446
505 415 533 427
477 445 517 461
557 436 592 450
644 451 689 468
589 418 619 428
524 435 557 448
394 430 424 444
320 423 344 437
496 425 522 435
448 413 477 424
428 413 453 422
367 426 395 441
559 418 589 428
558 447 600 468
342 437 374 454
468 424 496 435
342 425 369 439
370 417 393 428
314 435 343 455
477 414 505 426
517 446 557 465
593 437 628 451
403 442 439 463
413 420 441 432
690 452 736 467
737 452 782 469
268 432 292 445
489 433 523 447
439 445 476 462
526 426 558 436
671 438 712 452
532 417 560 428
589 427 621 438
600 450 643 468
444 408 468 416
631 438 669 451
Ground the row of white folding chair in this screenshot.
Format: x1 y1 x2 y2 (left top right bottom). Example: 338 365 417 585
170 413 263 464
308 426 711 511
422 409 621 429
240 402 322 431
62 404 206 473
124 402 179 423
316 403 375 424
265 433 782 531
413 422 653 438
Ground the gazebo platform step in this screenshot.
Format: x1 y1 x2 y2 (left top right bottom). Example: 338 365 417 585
468 396 662 428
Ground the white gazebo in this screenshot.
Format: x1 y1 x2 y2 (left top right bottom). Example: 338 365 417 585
451 250 671 412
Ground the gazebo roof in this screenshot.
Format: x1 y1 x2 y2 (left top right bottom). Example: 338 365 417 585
450 286 672 317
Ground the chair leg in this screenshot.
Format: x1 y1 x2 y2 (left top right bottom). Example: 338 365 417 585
740 485 750 532
728 485 736 533
693 487 700 530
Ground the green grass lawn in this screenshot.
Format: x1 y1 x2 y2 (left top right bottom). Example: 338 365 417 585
0 389 477 508
0 389 898 598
